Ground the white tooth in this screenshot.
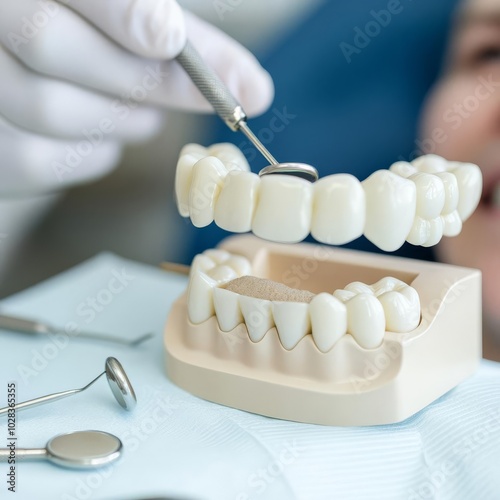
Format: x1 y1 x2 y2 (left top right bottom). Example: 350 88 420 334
273 301 311 350
406 216 430 246
224 256 252 277
411 154 448 174
189 157 228 228
175 151 206 217
389 161 417 178
180 143 208 157
345 293 385 349
213 287 243 332
362 170 416 251
214 171 260 233
309 293 347 353
207 143 250 171
252 175 313 243
207 265 239 283
311 174 365 245
239 295 274 342
203 249 232 265
187 270 217 324
436 171 459 214
450 162 482 221
422 217 443 247
333 289 356 302
344 281 373 295
410 172 445 219
190 254 216 275
442 210 463 237
375 278 420 332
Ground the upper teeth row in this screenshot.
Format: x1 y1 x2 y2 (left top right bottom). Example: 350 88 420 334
187 249 421 352
175 144 482 251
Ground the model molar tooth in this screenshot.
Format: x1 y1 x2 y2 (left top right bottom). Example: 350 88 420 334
214 171 260 233
411 154 449 174
449 162 482 221
273 301 311 350
207 143 250 171
189 156 228 228
344 281 374 295
311 174 365 245
362 170 417 251
436 171 459 214
345 293 385 349
252 175 313 243
213 287 243 332
202 249 232 265
175 148 207 217
238 295 275 342
309 293 347 353
442 210 462 237
410 172 445 220
375 279 420 332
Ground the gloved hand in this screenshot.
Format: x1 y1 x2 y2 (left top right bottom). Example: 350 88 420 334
0 0 274 195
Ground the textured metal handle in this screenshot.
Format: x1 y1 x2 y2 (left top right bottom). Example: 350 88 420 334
177 41 246 130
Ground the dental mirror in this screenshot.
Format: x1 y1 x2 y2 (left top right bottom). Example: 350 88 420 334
0 357 136 416
0 430 122 469
176 41 319 183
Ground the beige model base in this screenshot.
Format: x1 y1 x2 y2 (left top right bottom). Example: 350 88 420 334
164 235 481 426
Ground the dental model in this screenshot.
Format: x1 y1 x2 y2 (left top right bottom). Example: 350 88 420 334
165 235 481 426
166 143 483 426
187 250 420 352
174 144 482 251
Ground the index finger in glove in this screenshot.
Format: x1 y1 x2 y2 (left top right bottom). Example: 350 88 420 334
61 0 187 59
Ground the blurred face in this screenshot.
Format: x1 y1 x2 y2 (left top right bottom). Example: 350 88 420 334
419 0 500 344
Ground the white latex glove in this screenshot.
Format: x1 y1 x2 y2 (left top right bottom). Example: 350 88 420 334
0 0 274 195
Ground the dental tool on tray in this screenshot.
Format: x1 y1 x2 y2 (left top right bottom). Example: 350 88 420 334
176 41 319 183
0 313 153 346
0 357 136 415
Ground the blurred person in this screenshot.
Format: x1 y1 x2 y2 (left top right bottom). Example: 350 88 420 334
419 0 500 360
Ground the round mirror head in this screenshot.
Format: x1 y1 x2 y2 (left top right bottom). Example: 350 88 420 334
105 357 137 411
259 163 318 183
46 430 122 469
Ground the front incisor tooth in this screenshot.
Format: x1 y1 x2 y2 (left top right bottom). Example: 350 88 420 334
189 157 228 228
309 293 347 353
311 174 365 245
213 287 243 332
362 170 416 251
345 293 385 349
273 301 311 350
252 175 313 243
239 295 274 342
214 171 260 233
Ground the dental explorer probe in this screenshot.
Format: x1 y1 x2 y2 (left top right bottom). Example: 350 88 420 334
176 41 319 183
0 313 153 346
